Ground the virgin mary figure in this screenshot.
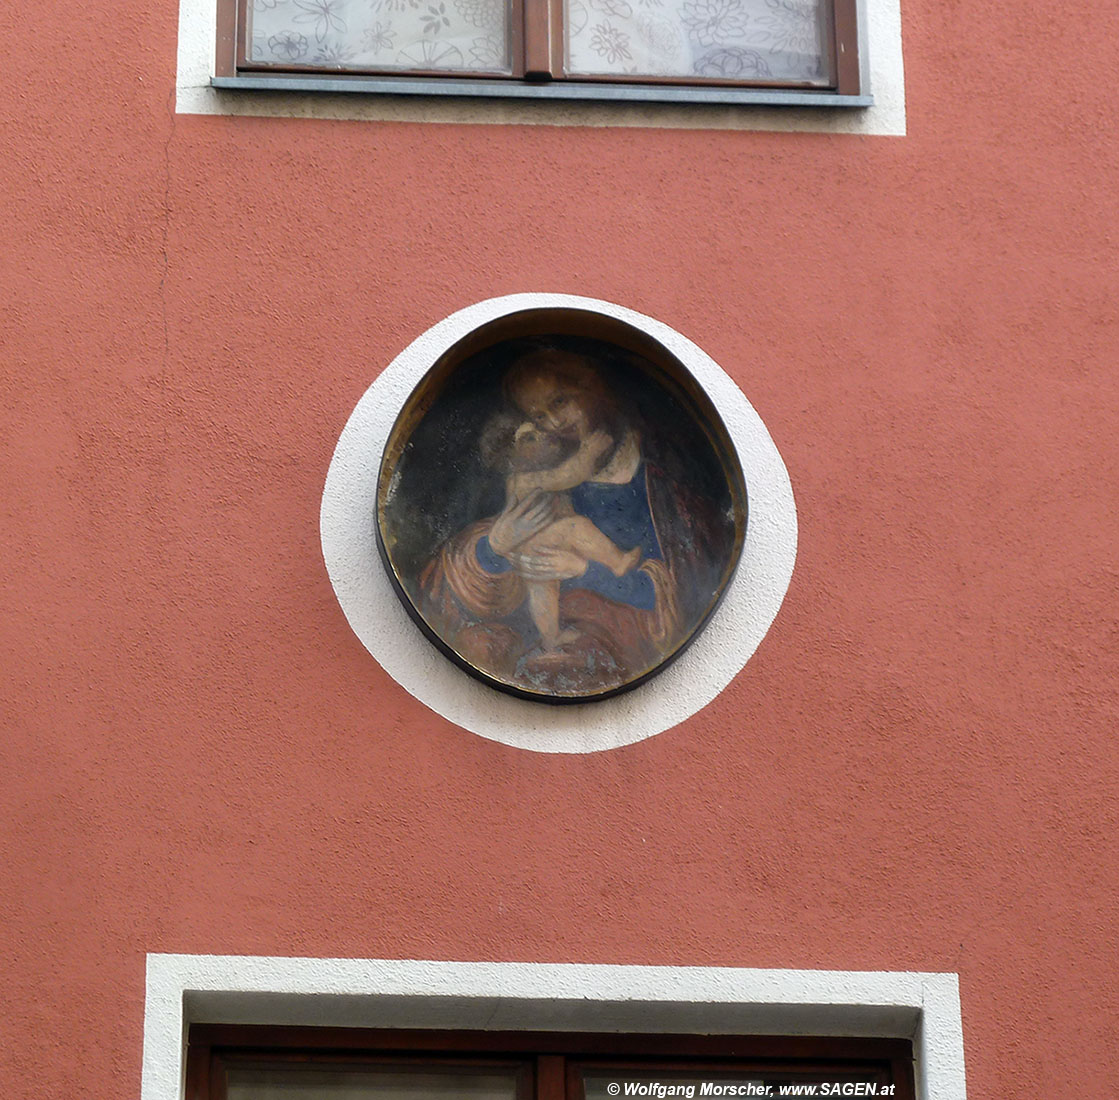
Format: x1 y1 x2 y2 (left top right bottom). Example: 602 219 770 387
417 347 726 698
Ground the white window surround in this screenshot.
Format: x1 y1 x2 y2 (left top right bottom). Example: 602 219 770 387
320 293 797 753
175 0 905 134
142 955 966 1100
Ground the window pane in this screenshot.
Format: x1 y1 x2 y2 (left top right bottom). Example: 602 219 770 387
564 0 830 84
246 0 512 74
226 1067 522 1100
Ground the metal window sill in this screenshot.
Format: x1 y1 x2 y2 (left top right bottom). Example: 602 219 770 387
211 74 872 108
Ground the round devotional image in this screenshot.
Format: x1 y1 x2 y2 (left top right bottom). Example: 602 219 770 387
376 329 746 701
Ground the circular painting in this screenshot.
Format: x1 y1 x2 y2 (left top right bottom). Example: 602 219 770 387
376 310 747 702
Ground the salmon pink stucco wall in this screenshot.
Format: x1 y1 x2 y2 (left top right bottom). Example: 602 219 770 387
2 0 1118 1098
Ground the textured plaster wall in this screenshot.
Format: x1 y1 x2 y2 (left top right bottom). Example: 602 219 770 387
2 0 1118 1099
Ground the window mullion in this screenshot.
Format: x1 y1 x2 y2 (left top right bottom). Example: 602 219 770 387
522 0 564 79
536 1054 567 1100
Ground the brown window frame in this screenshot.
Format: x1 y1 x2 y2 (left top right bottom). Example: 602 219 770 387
215 0 863 98
186 1026 915 1100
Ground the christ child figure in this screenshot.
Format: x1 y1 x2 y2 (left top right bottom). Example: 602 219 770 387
480 414 643 651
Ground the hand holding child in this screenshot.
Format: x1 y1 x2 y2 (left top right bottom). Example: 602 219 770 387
488 490 559 558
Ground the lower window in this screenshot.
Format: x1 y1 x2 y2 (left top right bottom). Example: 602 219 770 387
186 1028 915 1100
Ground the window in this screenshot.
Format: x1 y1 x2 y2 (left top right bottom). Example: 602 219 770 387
186 1027 916 1100
215 0 864 102
145 956 963 1100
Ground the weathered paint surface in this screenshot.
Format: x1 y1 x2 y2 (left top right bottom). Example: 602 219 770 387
2 1 1118 1099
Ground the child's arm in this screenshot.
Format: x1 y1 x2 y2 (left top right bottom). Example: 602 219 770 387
512 431 612 495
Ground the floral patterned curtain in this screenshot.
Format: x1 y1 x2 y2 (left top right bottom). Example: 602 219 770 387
246 0 827 82
566 0 829 82
247 0 513 74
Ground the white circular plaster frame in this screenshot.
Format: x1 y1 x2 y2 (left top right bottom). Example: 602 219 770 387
321 294 797 753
